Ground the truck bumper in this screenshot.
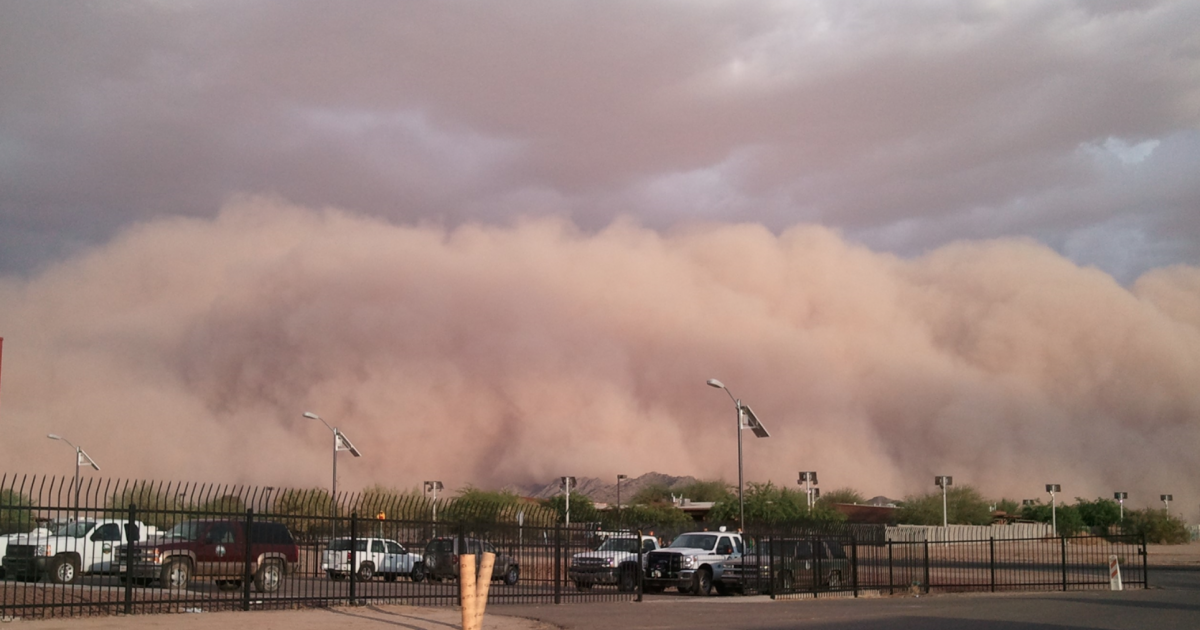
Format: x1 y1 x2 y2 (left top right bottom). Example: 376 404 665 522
1 557 48 577
120 562 165 579
568 567 618 584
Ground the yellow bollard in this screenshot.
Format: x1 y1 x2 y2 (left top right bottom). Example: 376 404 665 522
475 552 496 629
460 553 477 630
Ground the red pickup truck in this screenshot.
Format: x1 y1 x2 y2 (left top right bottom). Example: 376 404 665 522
118 519 298 592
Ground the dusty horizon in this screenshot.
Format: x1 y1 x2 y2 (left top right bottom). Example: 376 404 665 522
1 198 1196 514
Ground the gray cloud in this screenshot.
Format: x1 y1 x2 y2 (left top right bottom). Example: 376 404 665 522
2 1 1199 280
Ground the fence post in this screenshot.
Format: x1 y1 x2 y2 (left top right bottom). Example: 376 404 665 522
553 524 562 604
243 508 254 611
989 537 995 593
350 511 357 604
1060 535 1068 592
923 539 930 594
124 503 136 615
767 536 775 600
635 528 644 603
887 541 894 596
851 536 859 598
456 523 466 607
1141 534 1148 590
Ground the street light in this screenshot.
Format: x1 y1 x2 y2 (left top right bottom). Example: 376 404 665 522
1161 494 1173 510
424 481 443 529
1046 484 1061 535
1114 492 1128 521
303 412 361 538
798 472 818 510
47 434 100 520
707 379 770 534
561 477 576 527
616 474 627 525
935 476 953 528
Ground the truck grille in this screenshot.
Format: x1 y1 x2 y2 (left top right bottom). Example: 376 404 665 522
573 557 610 568
117 547 156 563
646 552 681 578
4 545 36 559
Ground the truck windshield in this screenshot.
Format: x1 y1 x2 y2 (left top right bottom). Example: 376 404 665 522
328 539 369 552
596 538 640 553
669 534 718 550
163 522 203 541
60 522 97 538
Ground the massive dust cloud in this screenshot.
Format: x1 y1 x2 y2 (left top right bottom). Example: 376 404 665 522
0 197 1197 507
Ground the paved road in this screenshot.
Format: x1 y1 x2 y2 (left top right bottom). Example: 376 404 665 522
494 568 1200 630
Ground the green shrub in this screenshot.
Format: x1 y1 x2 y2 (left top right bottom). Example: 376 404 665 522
1122 509 1190 544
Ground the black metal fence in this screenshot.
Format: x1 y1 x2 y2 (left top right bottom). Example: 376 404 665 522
0 475 631 620
0 475 1149 621
731 525 1147 598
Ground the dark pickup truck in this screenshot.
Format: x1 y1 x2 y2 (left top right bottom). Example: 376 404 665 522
719 538 851 594
117 519 299 592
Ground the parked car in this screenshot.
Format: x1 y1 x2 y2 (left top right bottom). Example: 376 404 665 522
418 537 519 585
118 519 298 592
720 537 851 593
3 519 149 584
322 537 423 581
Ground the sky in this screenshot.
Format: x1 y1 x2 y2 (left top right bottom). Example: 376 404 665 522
0 1 1198 511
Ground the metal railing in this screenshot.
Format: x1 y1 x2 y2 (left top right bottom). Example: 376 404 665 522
0 474 630 620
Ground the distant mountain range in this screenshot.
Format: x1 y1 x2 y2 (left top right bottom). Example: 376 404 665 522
505 472 702 504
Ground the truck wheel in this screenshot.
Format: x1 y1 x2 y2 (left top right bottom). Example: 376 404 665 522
692 568 713 596
356 562 375 581
410 564 425 583
50 556 80 584
503 565 519 586
255 559 284 593
777 570 794 593
161 559 191 590
618 567 637 592
827 570 842 590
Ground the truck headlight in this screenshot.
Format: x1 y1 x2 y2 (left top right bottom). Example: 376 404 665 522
605 558 615 567
570 558 581 567
34 545 52 557
681 556 697 569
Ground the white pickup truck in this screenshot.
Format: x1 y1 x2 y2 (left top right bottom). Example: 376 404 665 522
321 537 423 582
2 519 150 584
643 530 745 595
569 534 660 592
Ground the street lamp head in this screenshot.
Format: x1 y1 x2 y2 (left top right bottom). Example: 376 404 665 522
47 433 61 440
302 412 320 420
706 379 725 389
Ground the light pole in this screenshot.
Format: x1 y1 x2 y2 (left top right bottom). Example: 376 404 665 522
1114 492 1127 521
1046 484 1061 535
303 412 362 539
798 472 818 510
561 476 576 527
424 481 443 533
935 476 953 527
1161 494 1173 510
707 379 771 534
47 434 100 520
616 474 627 526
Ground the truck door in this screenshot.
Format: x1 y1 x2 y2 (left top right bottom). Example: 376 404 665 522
87 523 122 573
198 522 238 577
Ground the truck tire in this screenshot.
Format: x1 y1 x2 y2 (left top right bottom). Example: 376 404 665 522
827 570 842 590
692 568 713 596
161 559 191 590
356 562 375 581
777 570 794 593
618 566 637 592
502 564 519 586
410 564 426 583
254 559 284 593
50 555 80 584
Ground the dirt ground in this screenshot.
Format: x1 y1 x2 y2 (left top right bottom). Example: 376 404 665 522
1145 541 1200 566
7 604 554 630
